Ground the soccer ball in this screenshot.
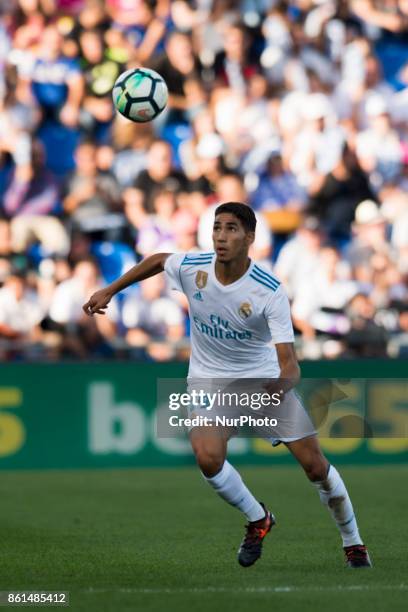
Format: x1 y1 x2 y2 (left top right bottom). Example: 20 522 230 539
112 68 168 123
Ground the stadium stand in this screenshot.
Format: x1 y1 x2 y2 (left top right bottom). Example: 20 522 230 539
0 0 407 360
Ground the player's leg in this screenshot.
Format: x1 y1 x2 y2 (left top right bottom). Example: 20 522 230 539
190 426 274 567
190 426 265 519
285 435 372 567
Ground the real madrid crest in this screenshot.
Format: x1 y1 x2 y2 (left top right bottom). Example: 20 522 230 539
195 270 208 289
238 301 252 319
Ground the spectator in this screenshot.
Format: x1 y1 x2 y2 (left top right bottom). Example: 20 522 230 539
350 0 408 34
0 270 44 342
63 140 123 235
136 189 178 256
152 31 202 122
2 141 70 256
308 144 375 242
250 149 307 213
74 0 109 32
3 141 59 216
345 200 394 270
23 23 84 128
133 0 169 62
48 256 118 357
214 21 258 94
122 274 185 361
355 95 403 190
275 217 324 300
179 109 224 189
0 64 40 146
291 246 358 340
357 55 396 128
125 139 188 226
345 292 388 358
111 119 154 187
78 27 124 132
289 93 345 190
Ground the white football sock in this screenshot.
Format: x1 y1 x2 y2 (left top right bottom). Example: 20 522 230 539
313 465 363 547
203 460 266 522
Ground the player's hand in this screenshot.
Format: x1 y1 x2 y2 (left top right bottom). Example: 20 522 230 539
83 288 113 316
262 380 285 397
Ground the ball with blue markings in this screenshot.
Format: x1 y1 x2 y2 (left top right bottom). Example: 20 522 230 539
112 68 168 123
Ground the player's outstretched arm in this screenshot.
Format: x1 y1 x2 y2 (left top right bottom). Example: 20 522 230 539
83 252 172 316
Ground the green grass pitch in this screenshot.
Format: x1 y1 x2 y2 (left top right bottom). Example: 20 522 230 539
0 465 407 612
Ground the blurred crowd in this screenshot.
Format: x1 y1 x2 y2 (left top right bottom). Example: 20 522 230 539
0 0 407 361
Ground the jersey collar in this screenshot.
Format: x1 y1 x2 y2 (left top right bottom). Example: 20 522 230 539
211 257 254 291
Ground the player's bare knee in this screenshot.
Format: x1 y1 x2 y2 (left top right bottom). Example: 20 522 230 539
303 454 329 482
195 448 224 477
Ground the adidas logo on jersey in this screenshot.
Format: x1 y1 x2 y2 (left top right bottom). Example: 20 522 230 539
193 291 204 301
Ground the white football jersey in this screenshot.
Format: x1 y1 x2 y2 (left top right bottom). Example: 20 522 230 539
164 252 294 378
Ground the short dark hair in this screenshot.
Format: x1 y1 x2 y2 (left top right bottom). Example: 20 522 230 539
214 202 257 233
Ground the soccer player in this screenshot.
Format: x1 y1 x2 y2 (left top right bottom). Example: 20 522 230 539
83 202 372 569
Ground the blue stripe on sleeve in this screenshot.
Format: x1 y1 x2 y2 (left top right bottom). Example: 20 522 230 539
249 273 279 292
253 265 280 288
181 259 213 266
181 254 213 265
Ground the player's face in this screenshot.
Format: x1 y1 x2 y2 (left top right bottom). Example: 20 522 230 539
213 213 254 262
